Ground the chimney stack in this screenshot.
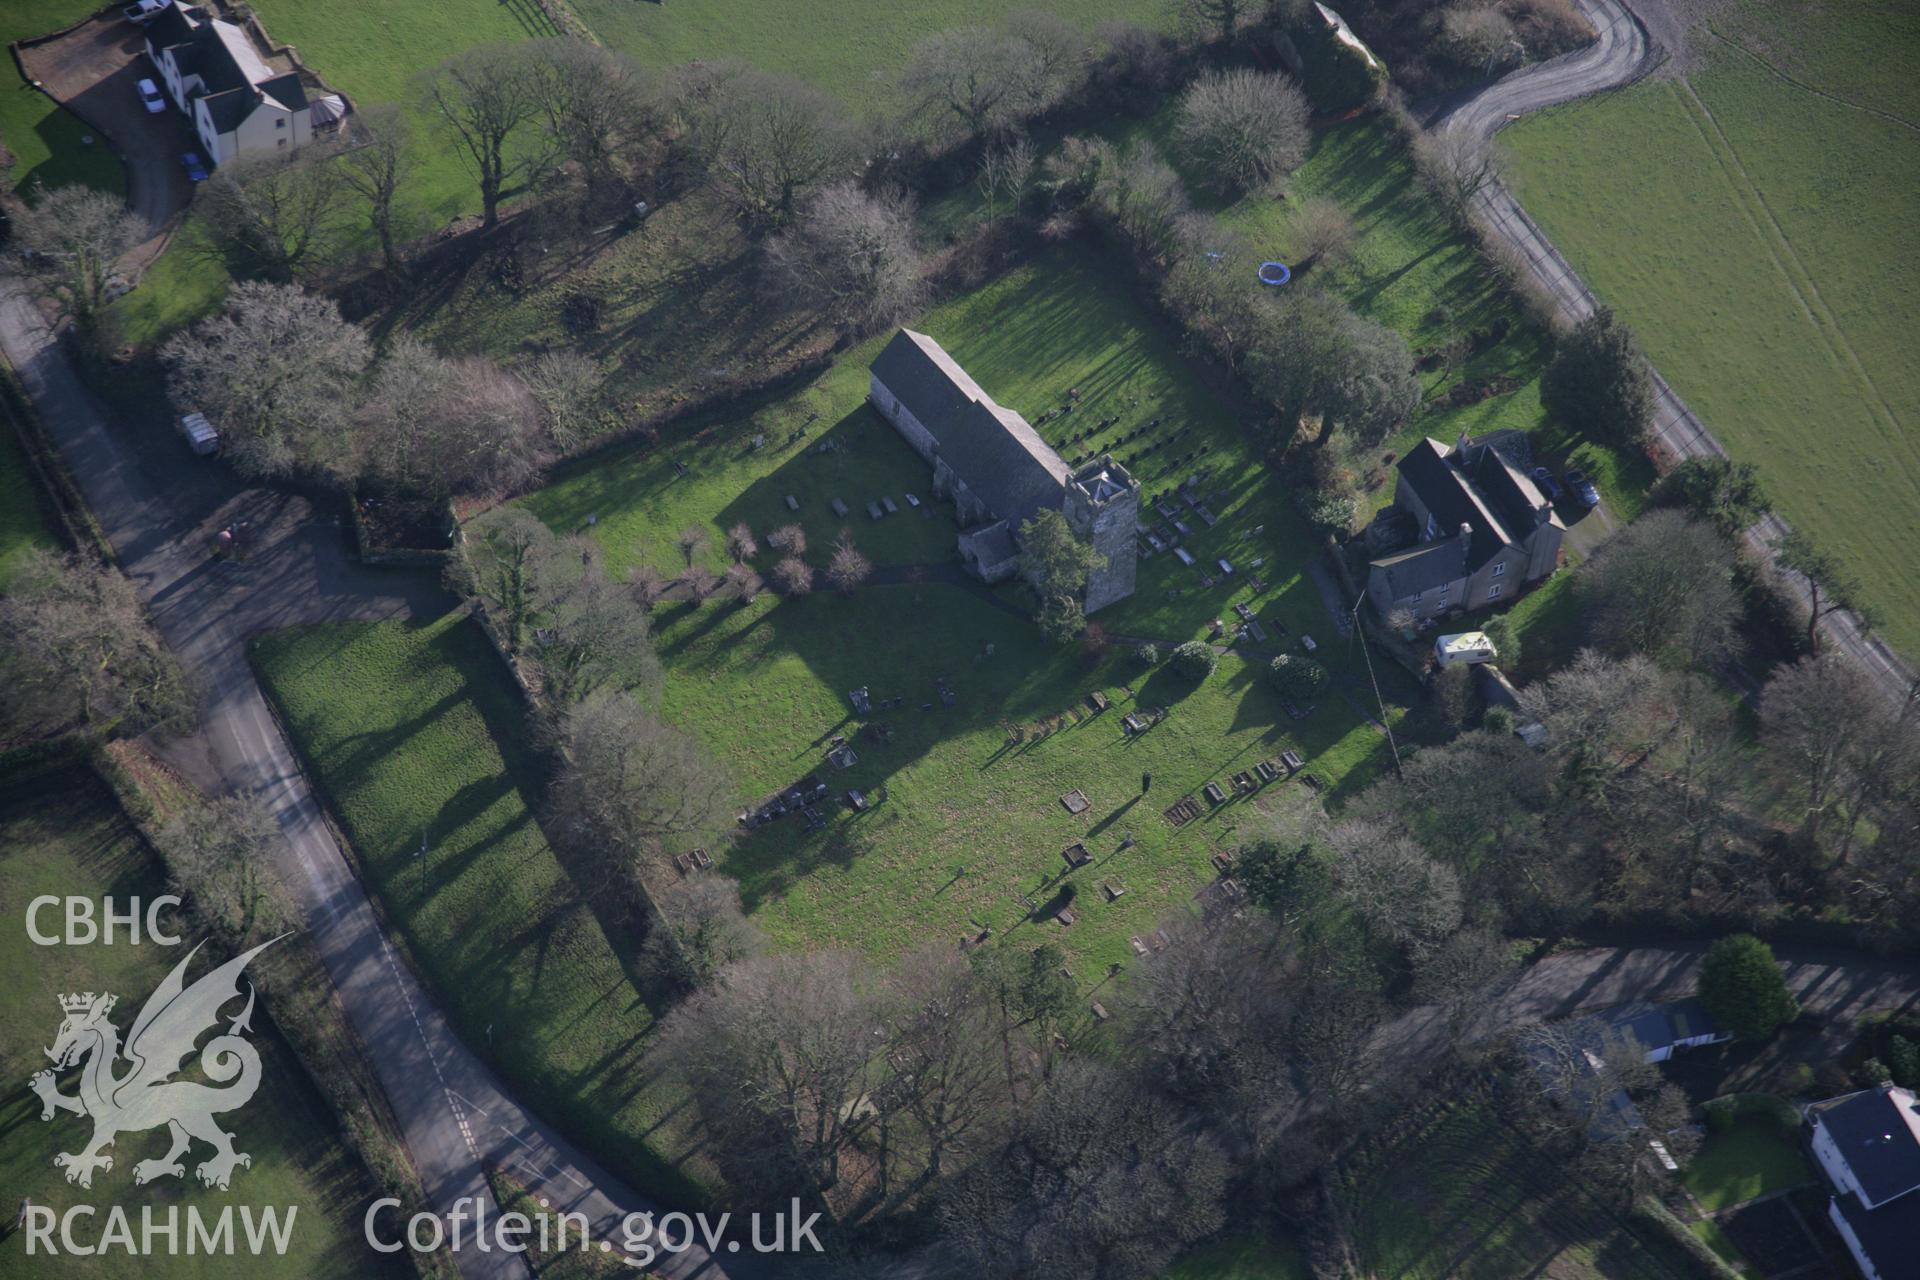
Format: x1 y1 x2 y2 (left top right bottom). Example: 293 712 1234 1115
1457 522 1472 556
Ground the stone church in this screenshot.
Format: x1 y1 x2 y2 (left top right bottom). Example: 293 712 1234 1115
868 329 1137 614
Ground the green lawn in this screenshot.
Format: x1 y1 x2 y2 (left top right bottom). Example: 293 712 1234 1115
1341 1099 1693 1280
1167 1235 1309 1280
0 0 127 196
246 0 536 231
572 0 1166 114
1502 0 1920 654
524 242 1409 982
249 612 716 1206
0 769 405 1278
0 421 59 589
1682 1115 1813 1213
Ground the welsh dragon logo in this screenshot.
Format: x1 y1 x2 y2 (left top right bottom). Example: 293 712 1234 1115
28 937 283 1191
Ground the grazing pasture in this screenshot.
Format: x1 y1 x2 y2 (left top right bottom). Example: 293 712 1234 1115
0 769 407 1279
1502 0 1920 653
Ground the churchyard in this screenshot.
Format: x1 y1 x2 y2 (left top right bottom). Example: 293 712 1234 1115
524 241 1415 980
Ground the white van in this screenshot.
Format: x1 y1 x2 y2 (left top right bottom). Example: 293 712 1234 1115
178 412 219 456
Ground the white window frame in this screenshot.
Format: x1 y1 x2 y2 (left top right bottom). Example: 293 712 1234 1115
1487 583 1504 600
1491 561 1507 578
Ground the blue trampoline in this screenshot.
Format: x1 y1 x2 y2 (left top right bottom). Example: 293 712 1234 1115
1258 261 1292 286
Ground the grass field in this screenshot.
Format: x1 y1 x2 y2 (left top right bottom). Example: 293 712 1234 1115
0 421 60 589
1501 0 1920 654
1340 1097 1693 1280
249 612 716 1206
572 0 1165 114
0 769 406 1278
1682 1116 1813 1213
1167 1235 1309 1279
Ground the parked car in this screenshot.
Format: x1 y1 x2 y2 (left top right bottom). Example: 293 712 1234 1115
1529 466 1563 502
181 151 209 182
137 78 167 115
1566 469 1601 508
124 0 168 21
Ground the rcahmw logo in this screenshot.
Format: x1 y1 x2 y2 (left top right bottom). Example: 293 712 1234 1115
21 934 300 1258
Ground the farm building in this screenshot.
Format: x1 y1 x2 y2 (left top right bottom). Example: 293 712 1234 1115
869 329 1137 613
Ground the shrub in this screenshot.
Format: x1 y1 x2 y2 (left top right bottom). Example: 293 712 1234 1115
1860 1057 1894 1087
1170 640 1217 681
1305 490 1358 536
1889 1034 1920 1088
1699 934 1798 1042
1268 654 1329 702
1482 705 1516 735
1541 306 1654 449
1135 643 1161 668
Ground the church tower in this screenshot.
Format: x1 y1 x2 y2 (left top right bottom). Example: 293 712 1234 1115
1065 456 1138 615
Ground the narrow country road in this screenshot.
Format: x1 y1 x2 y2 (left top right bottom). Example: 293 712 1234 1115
0 283 758 1280
1433 0 1917 702
1376 941 1920 1079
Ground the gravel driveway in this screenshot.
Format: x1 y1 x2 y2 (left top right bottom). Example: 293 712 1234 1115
20 12 194 255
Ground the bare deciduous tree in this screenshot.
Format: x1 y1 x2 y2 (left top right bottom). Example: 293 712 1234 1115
724 523 758 563
516 349 603 450
826 530 872 595
529 37 656 206
902 28 1042 140
722 562 762 605
767 523 807 555
1291 196 1357 272
766 182 927 335
676 524 709 569
1175 69 1310 195
163 281 371 480
360 335 546 496
1760 651 1897 850
686 65 856 229
886 949 1017 1183
158 794 285 949
536 563 659 704
337 104 415 278
418 42 553 228
1089 138 1191 263
977 136 1037 225
12 185 143 349
655 951 884 1197
549 694 733 883
1004 10 1085 109
772 556 814 598
0 550 191 738
195 149 350 282
936 1058 1229 1280
1328 819 1464 957
1578 509 1740 666
628 561 669 609
1413 129 1503 221
642 871 762 991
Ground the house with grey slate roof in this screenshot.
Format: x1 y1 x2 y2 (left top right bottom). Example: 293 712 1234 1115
145 2 332 168
1366 433 1565 625
869 330 1137 614
1808 1086 1920 1280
